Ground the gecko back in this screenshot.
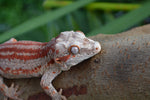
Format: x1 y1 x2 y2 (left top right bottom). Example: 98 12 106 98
0 40 51 78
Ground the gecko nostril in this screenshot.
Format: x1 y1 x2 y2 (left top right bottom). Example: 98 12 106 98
94 42 101 52
96 47 99 50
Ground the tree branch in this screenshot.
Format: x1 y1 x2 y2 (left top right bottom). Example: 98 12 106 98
1 24 150 100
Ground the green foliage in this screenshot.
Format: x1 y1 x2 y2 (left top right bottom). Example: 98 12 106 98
0 0 150 43
89 1 150 35
0 0 94 42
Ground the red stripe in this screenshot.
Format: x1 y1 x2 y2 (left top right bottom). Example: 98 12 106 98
0 41 47 46
0 48 52 61
0 65 41 75
0 42 48 53
0 47 55 61
0 47 42 53
0 44 55 61
56 55 71 62
0 59 54 75
47 59 55 66
43 86 49 90
0 41 48 53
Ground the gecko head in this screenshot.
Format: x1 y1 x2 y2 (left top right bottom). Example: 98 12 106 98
54 31 101 71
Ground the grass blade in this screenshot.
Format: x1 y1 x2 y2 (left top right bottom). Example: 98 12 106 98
89 1 150 35
0 0 94 42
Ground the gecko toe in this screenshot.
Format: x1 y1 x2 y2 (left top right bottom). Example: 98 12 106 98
58 89 67 100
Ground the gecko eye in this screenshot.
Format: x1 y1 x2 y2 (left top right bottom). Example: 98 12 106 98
69 45 80 55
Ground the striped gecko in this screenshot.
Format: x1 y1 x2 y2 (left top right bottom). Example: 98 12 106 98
0 31 101 100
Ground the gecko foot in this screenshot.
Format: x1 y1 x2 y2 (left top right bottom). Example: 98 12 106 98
4 83 23 100
58 89 67 100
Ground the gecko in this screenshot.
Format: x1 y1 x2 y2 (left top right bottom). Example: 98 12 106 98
0 31 101 100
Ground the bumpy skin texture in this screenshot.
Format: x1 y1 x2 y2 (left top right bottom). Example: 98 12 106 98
0 31 101 100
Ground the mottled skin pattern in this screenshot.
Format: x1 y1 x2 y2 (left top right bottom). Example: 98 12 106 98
0 31 101 100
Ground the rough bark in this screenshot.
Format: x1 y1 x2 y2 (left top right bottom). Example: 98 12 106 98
0 24 150 100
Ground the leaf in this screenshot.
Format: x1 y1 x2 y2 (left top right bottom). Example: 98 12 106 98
86 11 102 31
88 1 150 36
0 0 94 43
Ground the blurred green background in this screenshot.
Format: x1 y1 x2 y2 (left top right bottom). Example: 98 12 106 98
0 0 150 43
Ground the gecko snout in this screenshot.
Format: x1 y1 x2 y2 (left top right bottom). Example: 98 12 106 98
94 41 101 53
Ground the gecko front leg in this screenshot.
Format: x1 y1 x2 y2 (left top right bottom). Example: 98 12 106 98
0 76 22 100
40 68 66 100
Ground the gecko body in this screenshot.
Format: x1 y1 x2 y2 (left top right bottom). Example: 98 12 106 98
0 31 101 100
